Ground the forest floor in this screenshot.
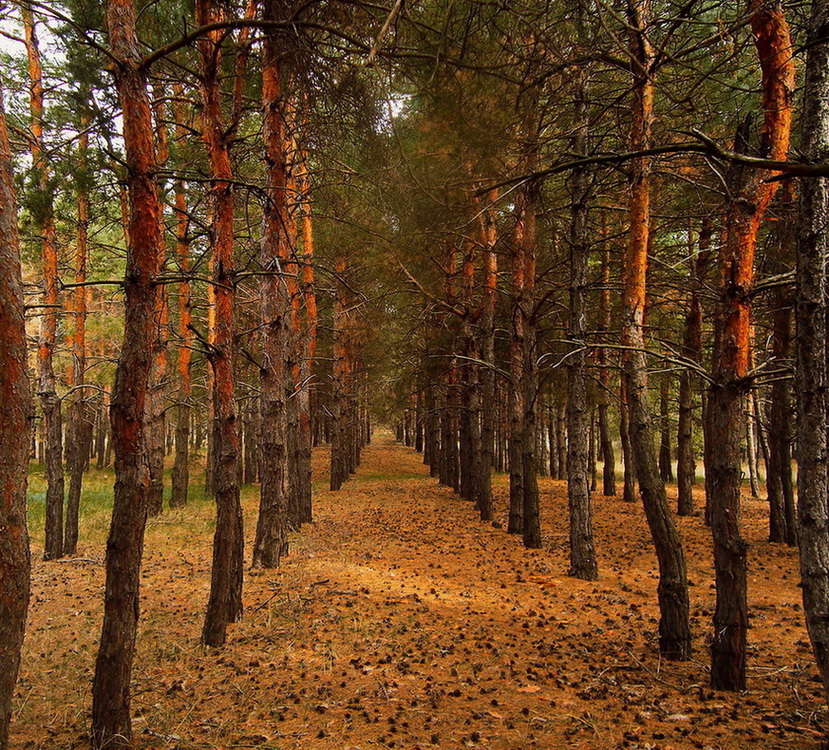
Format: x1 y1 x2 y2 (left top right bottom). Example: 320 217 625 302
14 433 826 750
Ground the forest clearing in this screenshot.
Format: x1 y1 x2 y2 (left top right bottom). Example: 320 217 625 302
14 436 822 750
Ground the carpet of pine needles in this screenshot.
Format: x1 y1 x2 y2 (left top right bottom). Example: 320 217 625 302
13 433 825 749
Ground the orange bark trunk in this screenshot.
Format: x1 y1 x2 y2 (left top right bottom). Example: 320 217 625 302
23 7 64 561
621 0 690 661
147 84 170 517
197 0 244 648
64 112 93 555
0 76 33 750
170 84 192 509
92 0 162 745
707 0 794 691
297 142 317 524
253 0 291 567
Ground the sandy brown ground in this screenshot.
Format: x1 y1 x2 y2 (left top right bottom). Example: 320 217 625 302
13 433 826 749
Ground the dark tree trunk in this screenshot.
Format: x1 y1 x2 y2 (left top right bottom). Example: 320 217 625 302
620 380 637 503
95 397 107 470
243 399 259 486
145 88 170 520
146 271 168 517
622 0 691 661
706 0 794 690
330 255 350 491
767 292 796 545
519 189 541 549
597 234 617 497
415 391 424 453
24 9 63 561
198 0 244 648
566 60 597 578
598 402 615 496
446 370 461 493
508 331 525 535
677 221 709 516
589 410 597 492
64 403 92 555
0 78 33 750
253 7 291 566
65 116 92 555
658 376 673 482
91 0 162 743
169 160 191 509
796 0 829 707
555 403 567 480
676 366 696 516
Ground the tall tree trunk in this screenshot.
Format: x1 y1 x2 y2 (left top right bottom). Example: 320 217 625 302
566 56 597 579
91 1 162 744
330 255 349 491
658 375 673 482
446 365 461 493
243 399 259 485
508 279 525 535
146 85 170 518
508 59 542 546
198 0 244 648
619 379 637 503
518 186 541 549
796 0 829 709
253 3 291 568
705 0 793 691
169 93 192 508
767 291 796 545
622 0 690 661
0 77 33 750
65 115 93 555
95 395 107 470
459 234 483 509
297 138 317 524
677 220 710 516
476 199 497 522
597 229 616 497
23 8 64 561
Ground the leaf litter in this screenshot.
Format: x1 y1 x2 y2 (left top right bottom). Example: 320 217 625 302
13 434 826 749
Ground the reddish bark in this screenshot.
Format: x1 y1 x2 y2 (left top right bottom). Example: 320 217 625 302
621 0 690 660
297 136 317 525
197 0 244 648
170 84 192 509
23 8 64 561
706 0 794 691
253 0 291 568
147 84 170 518
65 114 93 555
0 78 33 750
330 256 350 491
92 0 162 744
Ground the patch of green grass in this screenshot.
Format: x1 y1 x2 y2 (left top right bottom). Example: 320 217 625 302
26 466 215 547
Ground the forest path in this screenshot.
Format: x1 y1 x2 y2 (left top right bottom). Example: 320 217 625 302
15 434 820 749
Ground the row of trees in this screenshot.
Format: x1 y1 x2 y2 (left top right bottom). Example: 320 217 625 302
3 0 829 747
378 0 819 698
0 0 380 746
